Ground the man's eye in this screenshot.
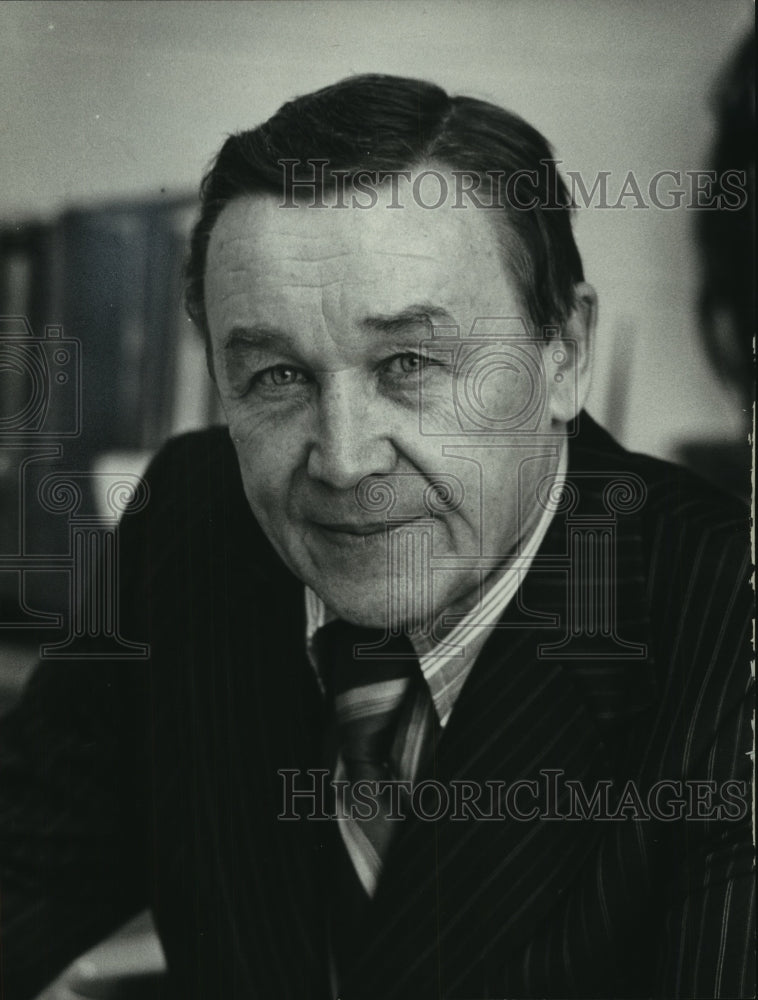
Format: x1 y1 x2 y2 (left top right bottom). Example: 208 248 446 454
386 353 429 375
253 365 308 389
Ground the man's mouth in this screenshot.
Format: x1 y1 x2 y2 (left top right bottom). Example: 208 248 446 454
315 520 388 536
309 516 429 542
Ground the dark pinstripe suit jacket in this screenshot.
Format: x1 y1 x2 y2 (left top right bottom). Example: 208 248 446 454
0 413 753 999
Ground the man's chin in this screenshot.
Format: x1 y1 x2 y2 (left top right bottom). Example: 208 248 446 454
292 530 444 629
310 585 392 630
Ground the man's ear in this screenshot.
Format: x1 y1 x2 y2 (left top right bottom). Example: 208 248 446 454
545 281 597 424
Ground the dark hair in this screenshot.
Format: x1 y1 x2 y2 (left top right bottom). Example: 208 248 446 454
185 73 584 345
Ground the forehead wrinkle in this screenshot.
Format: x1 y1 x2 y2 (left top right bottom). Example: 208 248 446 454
275 278 348 291
213 243 353 268
364 249 440 261
226 245 356 267
284 252 354 264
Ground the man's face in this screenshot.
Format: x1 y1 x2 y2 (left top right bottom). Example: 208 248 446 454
205 174 589 630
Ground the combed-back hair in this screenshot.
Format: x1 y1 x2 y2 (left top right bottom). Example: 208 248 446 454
185 73 584 343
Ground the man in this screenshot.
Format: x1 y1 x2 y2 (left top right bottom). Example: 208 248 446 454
0 74 753 999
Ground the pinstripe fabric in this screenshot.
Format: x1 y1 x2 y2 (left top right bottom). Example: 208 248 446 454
0 413 753 999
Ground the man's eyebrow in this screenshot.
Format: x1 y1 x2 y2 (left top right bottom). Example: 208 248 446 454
223 326 294 351
360 305 455 335
222 307 455 349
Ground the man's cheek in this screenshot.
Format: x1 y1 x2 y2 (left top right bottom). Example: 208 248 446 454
418 382 464 437
230 440 273 511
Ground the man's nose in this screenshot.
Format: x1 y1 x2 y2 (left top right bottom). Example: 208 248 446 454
306 372 396 490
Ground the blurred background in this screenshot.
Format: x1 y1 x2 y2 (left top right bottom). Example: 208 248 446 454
0 1 754 996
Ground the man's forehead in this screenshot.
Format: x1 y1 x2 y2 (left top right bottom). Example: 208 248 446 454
207 225 464 341
208 174 502 265
204 177 526 341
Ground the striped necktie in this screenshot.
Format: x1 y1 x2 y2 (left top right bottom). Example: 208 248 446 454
317 621 438 896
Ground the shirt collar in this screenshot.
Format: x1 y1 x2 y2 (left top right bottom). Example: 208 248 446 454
305 442 567 727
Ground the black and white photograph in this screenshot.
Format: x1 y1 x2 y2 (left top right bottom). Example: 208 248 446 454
0 3 754 998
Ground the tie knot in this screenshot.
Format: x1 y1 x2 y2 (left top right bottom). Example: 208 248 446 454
316 621 418 697
316 621 420 776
